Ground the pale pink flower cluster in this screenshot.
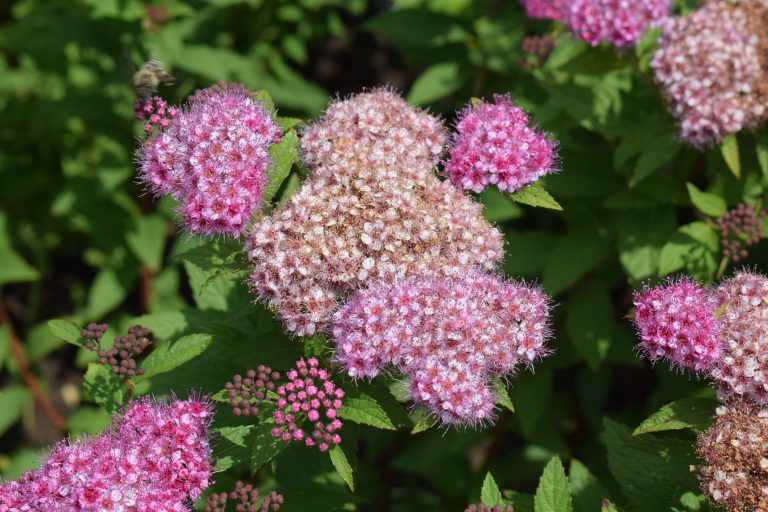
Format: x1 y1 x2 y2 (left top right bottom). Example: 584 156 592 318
139 84 281 236
633 277 722 372
332 274 551 426
520 0 568 21
247 90 504 336
271 358 344 452
0 397 212 512
567 0 670 49
712 271 768 405
444 95 558 194
651 2 767 146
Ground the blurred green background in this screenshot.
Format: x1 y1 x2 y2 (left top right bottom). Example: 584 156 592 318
0 0 764 510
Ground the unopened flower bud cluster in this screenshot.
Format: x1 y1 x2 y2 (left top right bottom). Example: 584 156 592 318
204 481 283 512
81 323 152 378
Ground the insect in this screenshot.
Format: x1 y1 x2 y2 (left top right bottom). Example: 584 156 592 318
133 59 174 98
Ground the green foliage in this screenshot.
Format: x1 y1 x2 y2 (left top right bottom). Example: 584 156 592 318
3 0 767 510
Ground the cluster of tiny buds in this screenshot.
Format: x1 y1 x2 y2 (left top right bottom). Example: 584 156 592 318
204 481 283 512
133 96 178 134
272 358 344 452
465 504 514 512
519 35 556 70
225 365 280 417
80 323 152 378
717 203 766 261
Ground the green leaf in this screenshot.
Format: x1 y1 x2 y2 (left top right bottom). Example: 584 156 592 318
47 319 86 348
569 459 610 512
658 221 719 282
265 129 298 201
509 183 563 210
756 129 768 180
216 425 256 448
543 228 609 295
338 393 396 430
686 183 727 217
481 472 504 506
720 133 741 179
0 387 29 437
534 456 573 512
633 397 717 436
493 377 515 413
480 188 523 223
67 406 111 436
86 266 135 320
82 363 125 413
565 282 613 370
411 410 437 434
0 211 39 286
617 209 677 281
329 444 355 491
251 412 288 472
125 214 166 273
603 419 701 512
600 499 619 512
139 333 213 379
406 62 463 105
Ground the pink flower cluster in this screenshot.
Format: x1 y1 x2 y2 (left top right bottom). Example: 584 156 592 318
633 271 768 406
717 203 766 262
332 274 551 426
712 271 768 405
633 277 722 372
444 95 558 194
520 0 568 21
0 397 213 512
139 83 282 236
651 2 768 146
248 90 503 336
567 0 670 49
134 96 178 135
271 358 344 452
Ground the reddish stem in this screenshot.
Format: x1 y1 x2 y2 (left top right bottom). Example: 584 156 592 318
0 296 67 431
140 263 153 313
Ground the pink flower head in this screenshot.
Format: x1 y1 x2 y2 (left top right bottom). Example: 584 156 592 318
248 90 504 337
0 396 213 511
651 2 768 146
633 277 722 372
520 0 569 21
271 358 344 452
134 96 178 135
711 271 768 404
444 94 558 194
138 83 282 236
567 0 670 49
332 273 552 426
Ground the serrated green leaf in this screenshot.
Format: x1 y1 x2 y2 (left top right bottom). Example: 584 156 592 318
721 134 741 179
86 266 135 320
215 425 256 448
492 378 515 413
47 319 86 347
481 188 523 223
686 183 726 217
509 183 563 210
265 129 298 201
411 410 437 434
338 393 396 430
329 444 355 491
82 363 125 413
658 221 718 282
251 415 287 472
633 397 717 436
0 387 29 437
139 333 213 379
601 499 619 512
534 456 573 512
481 472 504 506
276 116 302 131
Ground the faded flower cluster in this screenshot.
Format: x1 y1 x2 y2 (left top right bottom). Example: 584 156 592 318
651 1 768 146
717 203 766 262
247 90 504 336
0 397 212 512
332 274 551 425
139 83 281 236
